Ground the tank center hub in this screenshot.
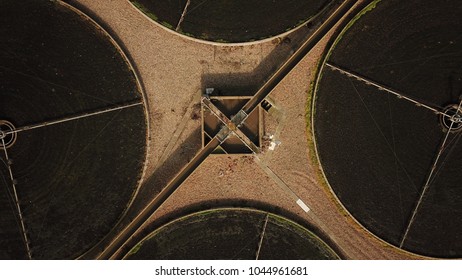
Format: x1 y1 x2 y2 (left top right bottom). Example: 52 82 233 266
0 120 17 149
440 105 462 132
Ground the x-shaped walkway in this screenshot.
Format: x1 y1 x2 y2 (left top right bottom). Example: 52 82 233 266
93 0 361 259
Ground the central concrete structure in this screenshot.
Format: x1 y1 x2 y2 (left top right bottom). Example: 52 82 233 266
201 89 263 154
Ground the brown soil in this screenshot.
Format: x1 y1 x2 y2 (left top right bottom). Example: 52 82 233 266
69 0 425 259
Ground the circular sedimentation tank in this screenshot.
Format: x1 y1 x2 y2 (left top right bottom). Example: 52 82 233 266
0 0 147 259
313 0 462 258
129 0 338 43
125 208 340 260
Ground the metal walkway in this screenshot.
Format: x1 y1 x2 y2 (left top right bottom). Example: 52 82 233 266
93 0 362 259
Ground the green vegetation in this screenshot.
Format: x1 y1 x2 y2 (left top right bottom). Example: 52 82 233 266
161 21 173 29
128 242 143 256
268 214 340 259
304 0 384 214
125 208 338 259
215 39 229 43
305 65 353 219
305 0 381 171
130 1 158 21
328 0 382 53
129 0 335 43
302 1 383 218
181 32 195 38
305 66 320 169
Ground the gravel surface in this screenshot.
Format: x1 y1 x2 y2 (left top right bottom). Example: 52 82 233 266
70 0 424 259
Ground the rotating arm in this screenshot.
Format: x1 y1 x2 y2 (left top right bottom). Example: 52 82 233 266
326 63 451 118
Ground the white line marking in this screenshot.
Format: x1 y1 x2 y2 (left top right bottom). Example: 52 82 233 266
297 199 310 212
